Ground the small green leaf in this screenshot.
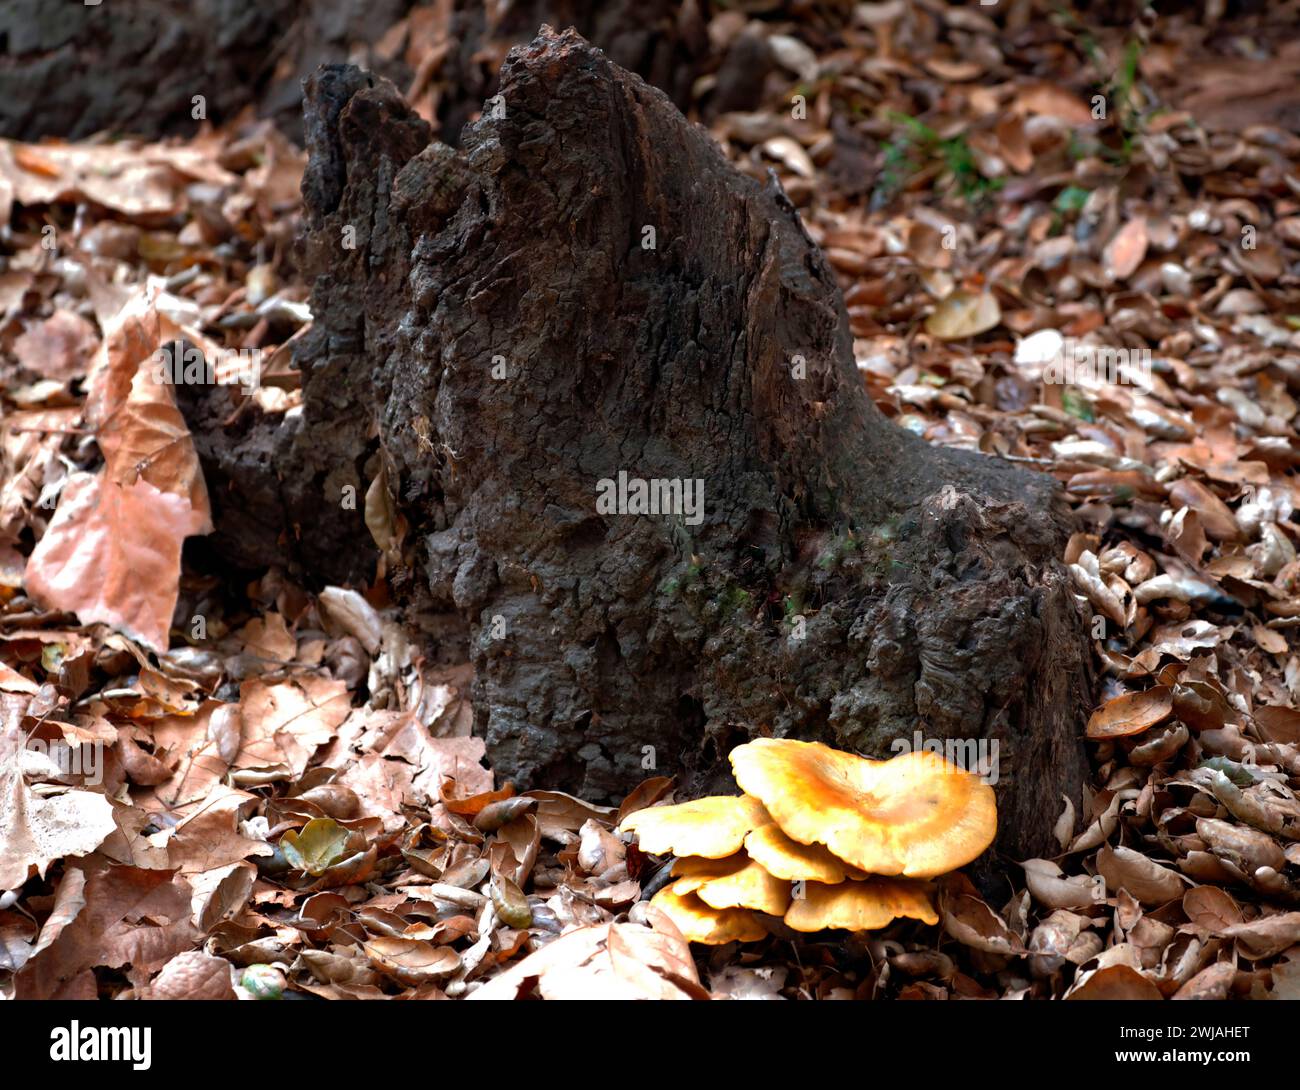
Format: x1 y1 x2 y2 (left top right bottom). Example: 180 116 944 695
1061 387 1095 422
1198 756 1258 787
40 642 67 672
1054 186 1090 214
280 818 351 876
241 964 285 1000
490 874 533 929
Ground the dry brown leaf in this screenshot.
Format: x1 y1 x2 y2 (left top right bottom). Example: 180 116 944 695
940 883 1025 955
468 915 703 1000
363 937 461 984
1168 478 1239 541
1022 858 1097 910
15 865 199 998
1097 845 1188 906
0 764 117 888
1172 960 1235 1000
23 472 192 653
0 138 233 218
1220 912 1300 960
12 310 99 384
1014 83 1095 125
1182 885 1244 933
1103 218 1149 282
233 676 351 779
924 290 1000 340
144 950 237 999
1086 687 1174 739
1069 963 1164 1000
85 291 210 534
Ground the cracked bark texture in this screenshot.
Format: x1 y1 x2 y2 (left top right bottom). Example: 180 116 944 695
201 27 1091 866
0 0 714 144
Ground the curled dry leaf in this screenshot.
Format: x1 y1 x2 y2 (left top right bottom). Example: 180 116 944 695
1126 722 1189 766
1220 912 1300 960
1168 477 1240 541
762 137 814 179
85 291 210 534
1070 789 1135 854
317 587 384 655
576 818 626 875
1021 858 1097 911
363 937 461 984
1172 960 1236 1001
1190 768 1300 841
940 885 1025 955
1086 687 1174 739
524 789 618 841
1096 845 1188 906
1028 909 1102 977
1070 562 1126 627
1053 795 1076 851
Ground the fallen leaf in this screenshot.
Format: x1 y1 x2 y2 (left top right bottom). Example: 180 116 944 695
1086 687 1174 739
1067 963 1164 1000
1097 845 1187 906
0 766 117 888
24 472 193 654
924 290 1000 340
144 950 237 999
1103 218 1149 281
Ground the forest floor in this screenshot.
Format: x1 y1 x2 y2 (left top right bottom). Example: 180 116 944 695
4 4 1300 999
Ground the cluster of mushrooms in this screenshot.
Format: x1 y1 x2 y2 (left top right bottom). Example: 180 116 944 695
618 738 998 943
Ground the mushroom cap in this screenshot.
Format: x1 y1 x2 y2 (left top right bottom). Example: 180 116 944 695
618 794 768 858
784 878 938 933
730 739 996 878
650 884 768 945
669 854 748 893
744 822 867 884
671 856 791 916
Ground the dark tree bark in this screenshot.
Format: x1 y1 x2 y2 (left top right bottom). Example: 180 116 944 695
435 0 711 145
191 27 1092 866
0 0 717 145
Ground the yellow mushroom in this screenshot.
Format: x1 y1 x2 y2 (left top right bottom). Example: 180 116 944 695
650 884 768 945
618 794 769 858
784 878 939 933
744 822 867 884
731 739 996 878
674 855 791 916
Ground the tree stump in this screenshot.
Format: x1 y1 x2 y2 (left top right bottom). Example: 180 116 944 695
196 27 1092 865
